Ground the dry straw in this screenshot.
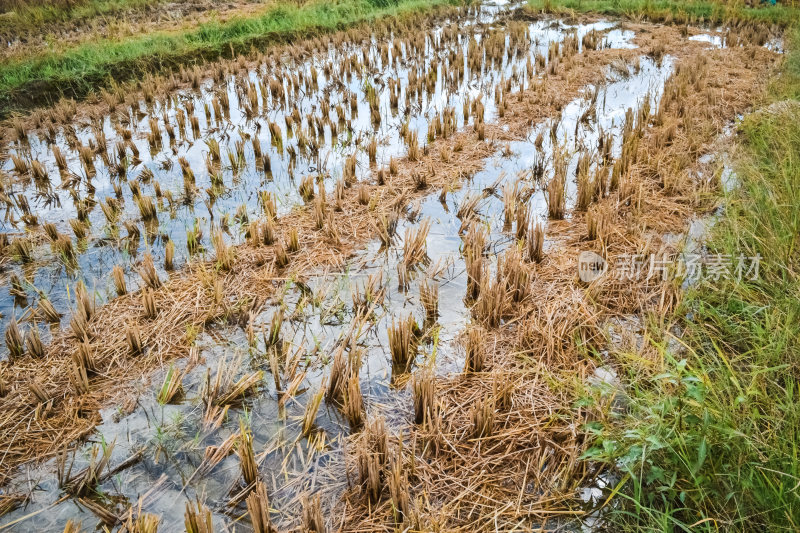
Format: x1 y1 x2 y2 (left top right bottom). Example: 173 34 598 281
184 499 214 533
464 326 486 373
302 386 325 437
301 493 326 532
403 218 431 269
419 279 439 322
4 318 24 360
412 369 437 426
156 366 183 404
344 373 364 429
237 419 259 486
138 254 161 289
526 220 544 263
0 17 768 524
388 315 419 372
246 481 277 533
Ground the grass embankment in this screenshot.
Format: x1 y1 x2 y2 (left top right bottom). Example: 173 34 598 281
528 0 799 26
526 0 800 530
0 0 453 118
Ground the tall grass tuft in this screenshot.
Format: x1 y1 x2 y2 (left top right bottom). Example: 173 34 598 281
184 499 214 533
412 369 436 426
5 318 24 360
302 387 325 437
246 481 277 533
388 315 419 372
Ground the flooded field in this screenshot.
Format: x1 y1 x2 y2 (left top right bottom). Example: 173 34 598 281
0 0 782 530
0 5 638 346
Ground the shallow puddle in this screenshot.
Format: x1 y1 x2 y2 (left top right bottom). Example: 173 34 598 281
0 2 658 356
0 5 692 528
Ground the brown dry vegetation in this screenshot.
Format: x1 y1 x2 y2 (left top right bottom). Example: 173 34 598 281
334 33 778 533
0 4 460 152
0 7 781 531
0 30 665 482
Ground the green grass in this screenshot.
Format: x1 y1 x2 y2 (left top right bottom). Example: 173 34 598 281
552 3 800 529
527 0 800 26
0 0 455 117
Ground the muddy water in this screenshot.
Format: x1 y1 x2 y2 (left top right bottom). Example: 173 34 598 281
0 3 642 356
1 2 499 349
0 10 683 530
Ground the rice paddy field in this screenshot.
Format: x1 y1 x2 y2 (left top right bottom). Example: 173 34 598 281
0 0 798 531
